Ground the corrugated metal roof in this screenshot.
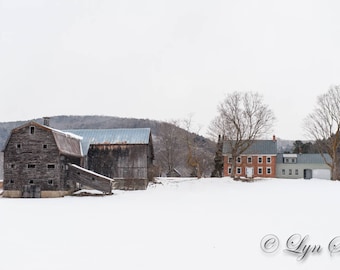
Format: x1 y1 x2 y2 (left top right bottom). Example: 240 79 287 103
65 128 151 155
223 140 277 155
276 153 332 164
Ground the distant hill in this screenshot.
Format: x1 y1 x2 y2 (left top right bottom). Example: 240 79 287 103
0 115 216 179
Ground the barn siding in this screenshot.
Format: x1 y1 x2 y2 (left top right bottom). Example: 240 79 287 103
3 123 82 197
87 144 151 189
88 144 148 178
4 125 62 193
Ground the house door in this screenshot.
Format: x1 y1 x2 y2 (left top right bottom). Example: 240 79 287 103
246 167 254 178
22 185 41 198
304 169 312 180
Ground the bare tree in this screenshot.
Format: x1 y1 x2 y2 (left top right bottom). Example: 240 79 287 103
209 91 275 178
304 85 340 180
182 115 214 178
156 120 183 176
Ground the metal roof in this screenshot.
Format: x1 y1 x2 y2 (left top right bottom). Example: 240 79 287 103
65 128 151 155
223 140 277 155
276 153 332 164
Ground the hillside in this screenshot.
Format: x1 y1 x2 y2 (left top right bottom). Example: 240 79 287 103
0 115 216 178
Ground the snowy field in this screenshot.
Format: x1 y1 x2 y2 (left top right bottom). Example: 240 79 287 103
2 177 340 270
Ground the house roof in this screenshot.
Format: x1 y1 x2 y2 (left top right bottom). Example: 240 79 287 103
222 140 277 155
65 128 152 155
4 121 83 157
276 153 332 164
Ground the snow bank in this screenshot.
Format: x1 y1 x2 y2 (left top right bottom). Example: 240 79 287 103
1 177 340 270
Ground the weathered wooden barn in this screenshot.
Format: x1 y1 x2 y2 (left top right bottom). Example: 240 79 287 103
3 121 115 198
65 128 155 190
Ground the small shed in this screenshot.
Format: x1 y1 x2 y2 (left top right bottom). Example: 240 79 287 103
166 168 182 177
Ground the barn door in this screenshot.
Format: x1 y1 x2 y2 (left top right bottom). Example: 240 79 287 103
304 169 312 180
22 185 41 198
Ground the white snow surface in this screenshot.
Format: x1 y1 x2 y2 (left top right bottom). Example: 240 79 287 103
1 177 340 269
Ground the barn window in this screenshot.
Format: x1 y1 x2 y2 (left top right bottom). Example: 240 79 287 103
28 164 36 169
29 180 34 184
48 180 53 185
92 177 95 181
47 164 55 169
10 180 14 184
43 144 48 149
16 143 21 149
30 126 35 134
7 164 15 169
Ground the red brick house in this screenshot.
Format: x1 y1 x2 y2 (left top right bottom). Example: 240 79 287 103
222 138 277 178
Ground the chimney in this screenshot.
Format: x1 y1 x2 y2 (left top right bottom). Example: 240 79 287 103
273 135 276 142
43 117 50 127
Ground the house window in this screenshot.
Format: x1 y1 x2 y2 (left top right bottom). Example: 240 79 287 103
236 167 242 174
237 157 241 163
289 169 292 175
247 157 252 163
295 169 299 175
30 126 35 135
228 167 232 174
228 157 232 164
258 167 263 174
28 164 36 169
292 158 296 163
258 157 263 164
266 157 271 164
266 167 272 174
282 169 285 175
47 164 55 169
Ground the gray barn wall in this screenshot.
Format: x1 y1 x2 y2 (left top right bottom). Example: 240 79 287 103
0 152 3 180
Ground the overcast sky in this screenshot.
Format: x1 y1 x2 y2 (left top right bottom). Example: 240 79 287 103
1 0 340 140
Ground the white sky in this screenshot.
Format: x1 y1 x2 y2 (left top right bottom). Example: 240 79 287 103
1 0 340 140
